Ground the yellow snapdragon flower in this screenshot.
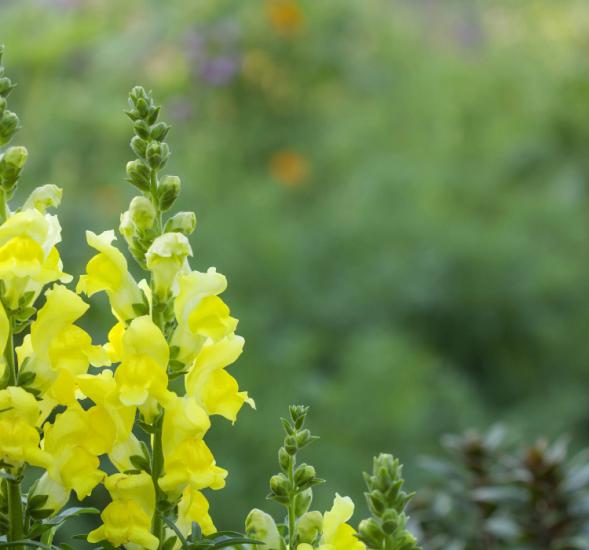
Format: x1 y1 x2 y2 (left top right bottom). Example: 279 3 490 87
297 494 365 550
171 268 237 365
88 472 159 550
76 369 140 472
177 486 216 536
16 285 109 404
185 333 253 423
77 230 144 322
113 315 171 407
145 232 192 300
0 208 71 308
159 438 227 496
0 386 48 468
41 406 113 504
162 393 210 455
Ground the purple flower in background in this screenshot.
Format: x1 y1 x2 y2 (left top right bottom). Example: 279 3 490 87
184 21 241 87
200 56 240 86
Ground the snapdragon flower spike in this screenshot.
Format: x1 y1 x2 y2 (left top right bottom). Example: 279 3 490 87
76 86 253 548
246 406 364 550
357 454 421 550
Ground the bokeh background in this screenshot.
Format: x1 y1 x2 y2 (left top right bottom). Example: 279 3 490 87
3 0 589 537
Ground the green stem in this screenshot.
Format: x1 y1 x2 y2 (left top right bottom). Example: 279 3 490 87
287 458 296 550
0 188 7 224
7 478 24 548
151 413 164 547
4 319 23 548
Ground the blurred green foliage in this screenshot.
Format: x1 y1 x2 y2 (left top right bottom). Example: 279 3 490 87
2 0 589 536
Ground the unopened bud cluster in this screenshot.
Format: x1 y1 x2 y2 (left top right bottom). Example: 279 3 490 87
0 47 25 199
121 86 195 271
358 454 420 550
268 405 322 509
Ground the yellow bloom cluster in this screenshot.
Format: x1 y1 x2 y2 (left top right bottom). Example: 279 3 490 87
0 180 250 549
75 228 252 547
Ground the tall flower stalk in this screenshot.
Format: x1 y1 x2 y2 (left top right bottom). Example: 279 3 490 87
76 86 254 549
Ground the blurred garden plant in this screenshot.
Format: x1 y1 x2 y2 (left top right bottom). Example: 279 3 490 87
411 427 589 549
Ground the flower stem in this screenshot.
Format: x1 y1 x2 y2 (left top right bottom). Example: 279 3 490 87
4 322 23 548
151 412 165 547
7 477 24 548
287 458 296 550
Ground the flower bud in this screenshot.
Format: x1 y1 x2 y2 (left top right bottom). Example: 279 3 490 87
245 509 282 550
358 518 382 547
294 463 316 487
269 474 289 496
0 111 19 145
146 232 192 300
133 119 150 139
284 435 297 455
164 211 196 236
3 145 27 169
296 511 322 544
150 121 170 141
119 210 135 244
0 76 14 97
0 146 27 190
294 488 313 516
296 429 312 448
146 141 170 169
129 196 156 231
278 447 291 472
157 175 180 211
130 136 147 159
0 97 6 116
23 184 62 212
126 160 150 191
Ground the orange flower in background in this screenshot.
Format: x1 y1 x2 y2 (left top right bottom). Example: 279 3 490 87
269 150 310 187
266 0 304 36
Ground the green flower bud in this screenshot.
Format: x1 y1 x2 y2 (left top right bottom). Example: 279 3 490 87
133 119 150 139
0 97 6 116
358 518 383 547
296 429 312 448
294 488 313 517
119 210 135 244
0 111 19 145
0 76 14 97
130 135 147 159
0 145 27 190
129 196 156 230
285 435 298 455
135 97 149 117
278 447 291 472
296 511 323 544
3 145 27 170
294 463 316 487
157 175 180 211
126 160 150 191
269 474 289 496
146 141 170 169
23 184 62 212
150 121 170 141
245 509 282 550
164 211 196 236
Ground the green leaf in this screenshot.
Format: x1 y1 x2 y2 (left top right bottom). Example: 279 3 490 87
27 493 48 510
161 515 189 549
0 540 53 549
45 506 99 526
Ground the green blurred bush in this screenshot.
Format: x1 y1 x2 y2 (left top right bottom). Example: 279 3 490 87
2 0 589 532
